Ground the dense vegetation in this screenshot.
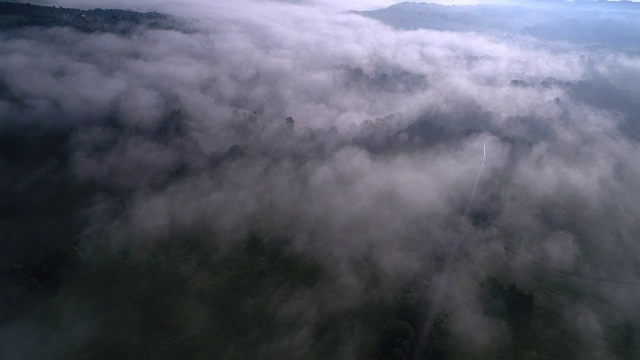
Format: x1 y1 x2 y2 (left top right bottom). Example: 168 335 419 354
0 2 182 33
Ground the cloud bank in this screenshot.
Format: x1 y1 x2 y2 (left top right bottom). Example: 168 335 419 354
2 0 640 358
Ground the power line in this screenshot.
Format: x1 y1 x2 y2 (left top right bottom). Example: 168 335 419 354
494 239 640 287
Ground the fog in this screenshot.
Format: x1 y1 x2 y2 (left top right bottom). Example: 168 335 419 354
2 0 640 359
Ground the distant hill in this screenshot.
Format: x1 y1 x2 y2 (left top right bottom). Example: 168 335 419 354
354 1 640 53
0 2 183 33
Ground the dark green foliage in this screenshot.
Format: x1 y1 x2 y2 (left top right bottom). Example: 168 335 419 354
0 2 182 33
307 286 443 360
424 317 450 360
477 277 581 359
378 320 414 360
155 109 189 144
376 292 420 360
0 123 91 323
468 209 497 229
375 289 452 360
394 289 423 328
341 66 428 94
285 116 295 128
3 240 83 324
480 277 534 332
50 235 323 359
607 321 640 359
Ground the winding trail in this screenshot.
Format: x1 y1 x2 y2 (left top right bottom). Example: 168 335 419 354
412 141 486 360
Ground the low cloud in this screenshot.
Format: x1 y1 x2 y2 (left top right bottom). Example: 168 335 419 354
2 0 640 358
